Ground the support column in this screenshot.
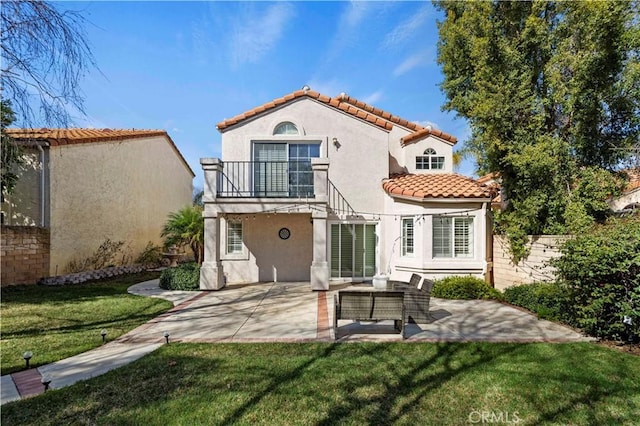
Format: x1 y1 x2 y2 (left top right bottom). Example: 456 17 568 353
200 211 225 290
311 158 329 203
200 158 223 201
310 210 329 290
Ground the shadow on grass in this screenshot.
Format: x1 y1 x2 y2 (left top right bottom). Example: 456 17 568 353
2 344 639 425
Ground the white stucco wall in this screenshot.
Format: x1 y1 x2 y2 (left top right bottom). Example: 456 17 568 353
398 138 454 175
220 98 394 215
608 188 639 211
382 195 489 282
221 213 312 283
48 136 193 274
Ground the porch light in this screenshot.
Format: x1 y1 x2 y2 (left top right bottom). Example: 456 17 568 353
101 329 107 343
163 331 170 344
332 137 341 149
23 351 33 369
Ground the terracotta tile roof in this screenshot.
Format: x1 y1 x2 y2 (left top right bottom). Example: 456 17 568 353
623 168 640 192
215 88 457 144
6 128 195 176
382 173 495 200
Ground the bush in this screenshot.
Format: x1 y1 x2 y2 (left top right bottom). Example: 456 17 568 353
552 216 640 341
135 242 163 267
503 282 572 322
159 263 201 291
431 276 503 300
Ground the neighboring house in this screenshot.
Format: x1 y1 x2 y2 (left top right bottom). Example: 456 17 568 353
609 168 640 213
200 87 495 291
2 128 194 281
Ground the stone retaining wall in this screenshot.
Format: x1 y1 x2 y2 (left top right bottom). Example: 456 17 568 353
493 235 568 291
1 226 50 286
39 264 148 286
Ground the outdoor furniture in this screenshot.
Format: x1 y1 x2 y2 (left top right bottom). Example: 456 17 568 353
334 287 405 339
389 276 435 324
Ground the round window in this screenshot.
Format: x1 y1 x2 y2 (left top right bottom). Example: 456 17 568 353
279 228 291 240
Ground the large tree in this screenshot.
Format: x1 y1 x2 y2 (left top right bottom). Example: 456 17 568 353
435 0 640 259
1 0 96 127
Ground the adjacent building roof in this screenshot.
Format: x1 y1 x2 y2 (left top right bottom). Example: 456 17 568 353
623 168 640 193
382 173 495 200
215 87 457 145
6 128 195 176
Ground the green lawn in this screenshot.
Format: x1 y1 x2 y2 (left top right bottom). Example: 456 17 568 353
0 272 172 375
2 342 639 425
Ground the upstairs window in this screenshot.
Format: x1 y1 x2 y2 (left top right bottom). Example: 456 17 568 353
273 121 299 135
416 148 444 170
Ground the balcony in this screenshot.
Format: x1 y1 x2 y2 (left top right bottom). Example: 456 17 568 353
216 161 317 198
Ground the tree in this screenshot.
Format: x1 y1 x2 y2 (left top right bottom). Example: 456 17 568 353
1 0 96 127
0 100 23 195
161 206 205 265
435 1 640 259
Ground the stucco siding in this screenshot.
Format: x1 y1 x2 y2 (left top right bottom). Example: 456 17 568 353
220 98 391 215
48 136 193 274
222 213 312 283
382 195 488 282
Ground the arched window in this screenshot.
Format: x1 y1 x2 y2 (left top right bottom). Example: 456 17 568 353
273 121 299 135
416 148 444 170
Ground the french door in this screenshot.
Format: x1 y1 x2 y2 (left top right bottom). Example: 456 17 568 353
330 223 377 279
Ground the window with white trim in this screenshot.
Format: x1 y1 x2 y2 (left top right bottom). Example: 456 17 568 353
432 216 474 258
273 122 299 135
401 217 414 257
416 148 445 170
226 221 243 254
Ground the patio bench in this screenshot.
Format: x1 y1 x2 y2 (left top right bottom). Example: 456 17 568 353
334 288 405 339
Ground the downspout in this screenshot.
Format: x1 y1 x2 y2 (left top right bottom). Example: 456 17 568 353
36 144 45 227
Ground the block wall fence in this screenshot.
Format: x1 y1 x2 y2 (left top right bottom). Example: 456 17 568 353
492 235 567 291
1 226 50 286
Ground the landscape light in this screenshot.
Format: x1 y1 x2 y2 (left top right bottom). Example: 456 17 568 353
23 351 33 369
41 375 52 392
163 331 170 344
101 329 107 343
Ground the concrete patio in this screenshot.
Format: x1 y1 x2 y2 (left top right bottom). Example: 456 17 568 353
2 279 592 405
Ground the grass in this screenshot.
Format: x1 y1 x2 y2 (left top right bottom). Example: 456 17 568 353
0 271 172 375
2 342 639 425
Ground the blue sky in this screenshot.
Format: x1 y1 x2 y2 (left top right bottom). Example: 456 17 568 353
63 1 473 187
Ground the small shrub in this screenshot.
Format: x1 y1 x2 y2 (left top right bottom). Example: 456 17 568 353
135 242 164 266
159 263 200 291
66 239 127 273
503 282 572 322
432 276 503 300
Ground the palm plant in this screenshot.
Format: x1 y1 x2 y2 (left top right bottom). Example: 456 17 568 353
161 205 204 264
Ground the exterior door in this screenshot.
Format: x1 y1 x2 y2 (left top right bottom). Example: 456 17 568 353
330 223 376 279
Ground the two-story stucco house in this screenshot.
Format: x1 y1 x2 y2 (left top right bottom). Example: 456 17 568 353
2 128 194 284
200 87 495 291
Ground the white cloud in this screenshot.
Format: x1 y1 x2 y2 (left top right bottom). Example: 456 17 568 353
382 6 431 49
393 50 433 77
414 119 440 130
230 3 295 67
306 79 345 98
362 90 383 105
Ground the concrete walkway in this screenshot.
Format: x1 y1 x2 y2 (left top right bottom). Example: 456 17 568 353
1 279 591 405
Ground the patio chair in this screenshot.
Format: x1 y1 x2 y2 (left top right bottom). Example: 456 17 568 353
391 277 435 324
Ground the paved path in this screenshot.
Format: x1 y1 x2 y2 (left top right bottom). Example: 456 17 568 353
1 279 591 405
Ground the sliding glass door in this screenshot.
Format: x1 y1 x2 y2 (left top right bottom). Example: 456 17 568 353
330 223 377 279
